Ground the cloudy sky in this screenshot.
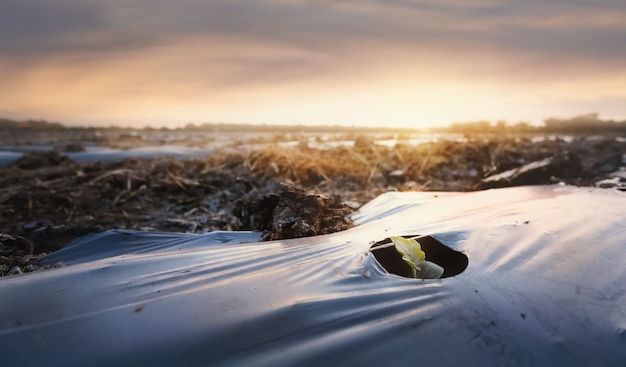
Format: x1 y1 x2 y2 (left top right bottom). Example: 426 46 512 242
1 0 625 128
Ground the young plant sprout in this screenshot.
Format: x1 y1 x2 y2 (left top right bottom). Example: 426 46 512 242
390 236 444 279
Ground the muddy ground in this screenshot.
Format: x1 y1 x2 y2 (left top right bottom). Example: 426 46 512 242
1 133 625 276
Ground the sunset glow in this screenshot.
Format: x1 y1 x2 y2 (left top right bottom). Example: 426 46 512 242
1 0 625 128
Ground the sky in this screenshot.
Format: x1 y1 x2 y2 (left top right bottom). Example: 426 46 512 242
1 0 625 129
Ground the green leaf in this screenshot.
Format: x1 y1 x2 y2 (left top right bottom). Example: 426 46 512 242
390 236 425 271
390 236 444 279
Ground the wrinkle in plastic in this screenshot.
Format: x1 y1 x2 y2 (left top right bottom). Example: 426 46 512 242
1 186 625 366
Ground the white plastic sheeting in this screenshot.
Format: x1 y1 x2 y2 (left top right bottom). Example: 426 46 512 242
1 186 625 366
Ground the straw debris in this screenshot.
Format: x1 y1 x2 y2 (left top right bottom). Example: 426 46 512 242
1 133 624 276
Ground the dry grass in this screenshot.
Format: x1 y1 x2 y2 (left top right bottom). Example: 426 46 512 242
1 134 623 275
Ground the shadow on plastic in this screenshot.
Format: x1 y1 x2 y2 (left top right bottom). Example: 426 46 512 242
370 235 468 279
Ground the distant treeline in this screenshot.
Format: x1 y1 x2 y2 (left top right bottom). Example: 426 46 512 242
178 122 421 134
442 120 536 134
1 113 625 134
0 118 66 130
443 113 626 134
0 118 423 134
543 113 626 134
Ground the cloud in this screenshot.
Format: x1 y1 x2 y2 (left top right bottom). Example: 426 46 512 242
0 0 159 55
1 0 625 127
4 0 625 65
138 0 626 78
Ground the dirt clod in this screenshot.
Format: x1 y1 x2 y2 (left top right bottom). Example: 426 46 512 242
237 184 353 240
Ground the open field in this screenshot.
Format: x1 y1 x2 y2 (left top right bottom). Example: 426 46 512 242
1 129 625 276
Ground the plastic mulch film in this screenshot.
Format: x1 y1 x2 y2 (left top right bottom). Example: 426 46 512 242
1 186 625 366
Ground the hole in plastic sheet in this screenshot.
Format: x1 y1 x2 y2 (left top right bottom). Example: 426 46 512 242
370 235 468 279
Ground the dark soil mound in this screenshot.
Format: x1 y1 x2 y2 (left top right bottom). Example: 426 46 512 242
236 184 353 240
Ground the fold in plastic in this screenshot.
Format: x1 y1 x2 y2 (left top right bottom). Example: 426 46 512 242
1 186 625 366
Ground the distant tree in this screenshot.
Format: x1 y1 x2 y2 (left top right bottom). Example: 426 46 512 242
543 113 626 133
494 120 507 133
512 121 532 133
0 118 66 130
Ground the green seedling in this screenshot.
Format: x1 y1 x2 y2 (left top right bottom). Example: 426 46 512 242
390 236 444 279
